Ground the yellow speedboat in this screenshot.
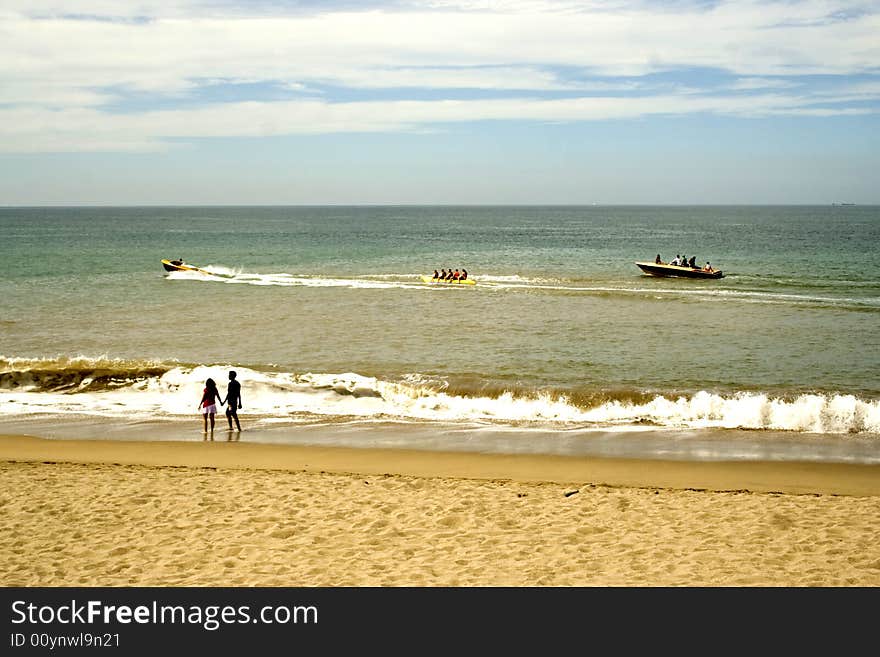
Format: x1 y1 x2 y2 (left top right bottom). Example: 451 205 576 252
162 259 212 275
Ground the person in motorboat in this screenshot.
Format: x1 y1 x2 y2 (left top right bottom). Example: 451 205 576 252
655 254 662 264
703 262 714 273
670 255 681 266
688 256 696 269
170 258 185 266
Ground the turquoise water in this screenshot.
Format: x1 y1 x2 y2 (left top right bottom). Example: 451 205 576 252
2 205 879 462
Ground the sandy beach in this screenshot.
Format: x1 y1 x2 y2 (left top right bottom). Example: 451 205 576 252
2 433 879 587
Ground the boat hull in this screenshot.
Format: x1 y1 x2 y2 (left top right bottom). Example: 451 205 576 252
635 262 723 279
420 275 476 285
161 259 211 275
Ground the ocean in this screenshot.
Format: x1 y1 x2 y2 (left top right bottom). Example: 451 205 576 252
2 205 879 464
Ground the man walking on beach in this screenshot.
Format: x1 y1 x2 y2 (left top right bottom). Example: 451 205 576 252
222 370 243 431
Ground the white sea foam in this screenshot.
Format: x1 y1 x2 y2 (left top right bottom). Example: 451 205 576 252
169 269 427 289
1 364 878 435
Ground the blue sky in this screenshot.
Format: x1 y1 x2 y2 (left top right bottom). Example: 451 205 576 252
1 0 878 204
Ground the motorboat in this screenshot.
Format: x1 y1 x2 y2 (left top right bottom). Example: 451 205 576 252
161 259 212 275
635 261 723 279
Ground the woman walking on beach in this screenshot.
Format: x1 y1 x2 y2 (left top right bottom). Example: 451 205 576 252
198 378 222 434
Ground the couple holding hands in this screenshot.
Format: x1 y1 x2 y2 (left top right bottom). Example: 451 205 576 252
198 370 243 433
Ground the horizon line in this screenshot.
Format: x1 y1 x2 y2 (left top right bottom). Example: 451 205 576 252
1 202 874 209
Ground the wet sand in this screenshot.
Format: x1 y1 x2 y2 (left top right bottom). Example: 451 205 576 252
2 434 879 586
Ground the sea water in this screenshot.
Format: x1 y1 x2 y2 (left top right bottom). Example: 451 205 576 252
1 205 879 462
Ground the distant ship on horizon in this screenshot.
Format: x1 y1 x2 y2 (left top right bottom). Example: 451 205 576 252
831 202 856 206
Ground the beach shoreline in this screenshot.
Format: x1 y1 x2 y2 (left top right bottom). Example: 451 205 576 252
3 433 880 586
3 433 880 496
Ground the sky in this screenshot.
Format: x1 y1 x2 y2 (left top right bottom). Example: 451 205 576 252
1 0 878 205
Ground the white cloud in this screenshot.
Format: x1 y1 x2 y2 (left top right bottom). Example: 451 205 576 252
2 89 875 153
729 77 800 90
1 1 878 152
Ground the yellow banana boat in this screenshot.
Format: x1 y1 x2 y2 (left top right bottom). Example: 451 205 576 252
420 275 476 285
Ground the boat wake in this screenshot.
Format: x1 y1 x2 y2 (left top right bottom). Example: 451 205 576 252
166 268 425 289
163 267 879 310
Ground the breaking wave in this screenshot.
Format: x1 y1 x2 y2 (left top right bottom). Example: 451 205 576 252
0 356 171 392
2 356 878 435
